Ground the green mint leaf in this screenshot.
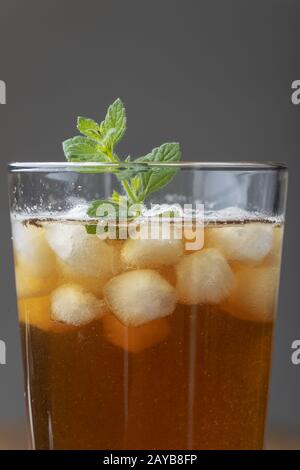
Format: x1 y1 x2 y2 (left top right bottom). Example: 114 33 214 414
85 224 98 235
87 198 120 218
111 190 123 203
111 190 130 208
131 175 142 193
99 98 126 147
63 136 108 162
86 197 143 226
137 142 181 164
77 117 101 141
116 162 147 181
134 142 181 199
101 128 119 150
62 99 182 224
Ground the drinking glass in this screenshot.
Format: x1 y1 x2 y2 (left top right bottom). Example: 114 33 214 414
8 162 288 450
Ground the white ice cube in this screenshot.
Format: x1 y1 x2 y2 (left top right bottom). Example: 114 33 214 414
15 266 57 299
46 224 121 279
207 224 273 262
104 269 177 327
224 266 279 322
57 261 107 298
176 248 236 305
265 226 283 266
51 284 107 325
121 223 184 268
13 222 56 277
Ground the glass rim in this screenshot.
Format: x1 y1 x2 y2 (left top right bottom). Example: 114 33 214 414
7 161 287 172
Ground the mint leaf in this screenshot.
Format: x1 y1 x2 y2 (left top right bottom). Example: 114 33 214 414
85 224 98 235
116 162 148 181
87 197 131 234
62 99 182 223
111 190 125 204
64 99 126 164
137 142 181 165
101 128 120 151
99 98 126 147
63 136 108 162
87 199 121 217
134 142 181 199
131 175 142 193
77 117 101 141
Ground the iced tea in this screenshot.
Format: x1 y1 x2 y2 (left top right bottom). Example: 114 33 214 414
13 216 282 449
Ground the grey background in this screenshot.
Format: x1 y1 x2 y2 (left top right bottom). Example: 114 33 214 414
0 0 299 445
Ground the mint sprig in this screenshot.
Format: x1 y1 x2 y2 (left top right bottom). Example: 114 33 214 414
99 98 126 147
64 98 125 162
62 98 181 218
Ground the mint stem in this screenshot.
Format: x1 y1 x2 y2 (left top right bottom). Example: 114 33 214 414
106 144 139 204
121 180 139 204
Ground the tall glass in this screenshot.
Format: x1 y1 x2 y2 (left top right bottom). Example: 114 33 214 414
8 162 287 450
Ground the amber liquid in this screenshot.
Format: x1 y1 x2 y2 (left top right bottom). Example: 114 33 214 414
15 222 282 450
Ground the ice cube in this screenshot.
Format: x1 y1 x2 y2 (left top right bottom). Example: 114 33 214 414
15 266 57 299
121 223 184 268
206 224 273 263
57 261 107 298
176 248 236 305
46 224 121 279
13 222 57 278
222 266 279 322
104 269 177 327
102 315 170 353
51 284 107 326
264 225 283 267
18 296 69 332
183 223 204 252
